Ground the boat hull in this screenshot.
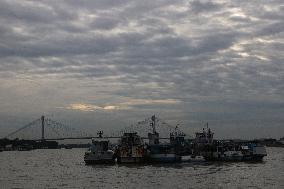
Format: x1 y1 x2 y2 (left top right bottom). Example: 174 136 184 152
117 157 144 163
148 154 181 163
84 159 115 164
204 154 266 162
182 155 206 162
242 155 266 161
84 151 115 164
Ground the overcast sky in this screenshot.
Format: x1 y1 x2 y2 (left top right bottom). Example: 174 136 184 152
0 0 283 139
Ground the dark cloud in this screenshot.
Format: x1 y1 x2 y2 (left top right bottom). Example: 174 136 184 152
189 0 221 13
63 0 131 10
0 1 55 23
257 21 284 36
0 34 122 58
91 17 120 30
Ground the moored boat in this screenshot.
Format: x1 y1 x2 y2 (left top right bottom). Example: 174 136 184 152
84 131 115 164
117 132 145 163
203 142 267 161
194 125 267 161
146 115 181 163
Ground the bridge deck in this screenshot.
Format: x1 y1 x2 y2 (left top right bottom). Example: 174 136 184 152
41 137 171 141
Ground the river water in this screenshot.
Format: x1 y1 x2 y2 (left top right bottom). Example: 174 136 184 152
0 147 283 189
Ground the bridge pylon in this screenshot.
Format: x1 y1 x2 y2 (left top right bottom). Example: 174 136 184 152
41 115 45 141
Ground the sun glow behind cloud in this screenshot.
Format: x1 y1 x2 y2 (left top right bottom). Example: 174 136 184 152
65 99 181 112
67 104 101 112
66 103 123 111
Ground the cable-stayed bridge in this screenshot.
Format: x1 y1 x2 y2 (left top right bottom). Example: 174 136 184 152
5 115 190 141
5 116 92 141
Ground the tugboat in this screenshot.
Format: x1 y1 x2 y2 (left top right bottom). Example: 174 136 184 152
117 132 145 163
84 131 115 164
146 115 181 163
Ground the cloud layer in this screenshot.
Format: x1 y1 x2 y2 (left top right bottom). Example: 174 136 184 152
0 0 283 139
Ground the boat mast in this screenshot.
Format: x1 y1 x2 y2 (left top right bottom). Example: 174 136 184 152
151 115 156 134
148 115 159 145
41 115 45 141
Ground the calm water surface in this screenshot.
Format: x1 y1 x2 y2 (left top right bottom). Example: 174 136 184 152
0 148 283 189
